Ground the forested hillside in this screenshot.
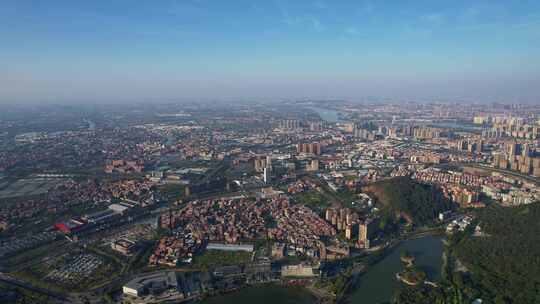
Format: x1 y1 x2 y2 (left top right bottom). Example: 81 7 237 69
363 177 453 226
454 203 540 303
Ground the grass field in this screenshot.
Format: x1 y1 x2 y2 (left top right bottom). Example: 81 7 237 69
191 250 252 270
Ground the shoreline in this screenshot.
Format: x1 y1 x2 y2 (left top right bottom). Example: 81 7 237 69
122 231 446 304
338 230 445 304
395 272 421 286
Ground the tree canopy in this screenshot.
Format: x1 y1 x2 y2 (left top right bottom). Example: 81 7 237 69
364 177 453 226
454 203 540 303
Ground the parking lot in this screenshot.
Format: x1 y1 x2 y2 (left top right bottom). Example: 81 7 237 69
45 254 104 284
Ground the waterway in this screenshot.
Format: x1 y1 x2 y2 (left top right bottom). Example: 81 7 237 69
427 121 483 132
83 119 96 131
199 284 315 304
348 235 444 304
308 107 342 123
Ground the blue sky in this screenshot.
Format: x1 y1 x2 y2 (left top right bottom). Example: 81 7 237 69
1 0 540 103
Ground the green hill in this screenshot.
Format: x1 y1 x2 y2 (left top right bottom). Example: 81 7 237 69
453 203 540 303
362 177 453 226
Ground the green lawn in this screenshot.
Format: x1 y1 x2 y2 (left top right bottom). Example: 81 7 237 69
294 191 330 210
191 250 252 270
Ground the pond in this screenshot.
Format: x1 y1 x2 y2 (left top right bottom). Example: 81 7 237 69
348 235 444 304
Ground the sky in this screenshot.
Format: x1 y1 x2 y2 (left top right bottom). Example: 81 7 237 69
1 0 540 104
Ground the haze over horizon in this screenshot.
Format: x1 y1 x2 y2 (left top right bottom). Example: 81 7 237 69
1 0 540 104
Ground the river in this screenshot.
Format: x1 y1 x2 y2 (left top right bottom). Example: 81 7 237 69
308 107 342 123
427 121 483 132
348 235 444 304
83 119 96 131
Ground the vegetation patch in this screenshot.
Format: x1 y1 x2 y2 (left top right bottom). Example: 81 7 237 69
190 250 252 270
294 191 329 209
363 177 453 226
453 203 540 303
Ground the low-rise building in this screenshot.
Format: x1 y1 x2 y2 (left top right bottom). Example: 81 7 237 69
111 239 137 255
206 243 254 252
123 272 178 298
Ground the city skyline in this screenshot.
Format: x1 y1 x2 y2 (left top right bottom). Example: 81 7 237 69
1 0 540 103
1 2 540 301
